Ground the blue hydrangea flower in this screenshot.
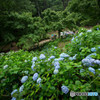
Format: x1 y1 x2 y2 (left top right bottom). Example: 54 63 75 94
79 32 83 36
54 47 57 49
3 65 8 69
37 78 42 84
21 76 28 83
58 58 64 61
55 65 60 69
49 56 55 60
69 57 74 61
72 54 77 60
54 62 60 67
11 89 18 96
60 53 69 58
39 54 46 59
71 37 74 41
61 85 69 94
54 58 59 62
79 42 81 45
98 68 100 70
53 69 59 74
32 57 37 62
69 54 77 61
91 47 96 52
98 47 100 49
97 28 99 30
11 97 16 100
82 58 95 67
19 85 24 92
33 73 38 81
87 30 92 32
94 60 100 65
88 67 95 74
85 56 92 59
82 58 90 66
80 69 85 73
31 63 35 71
87 53 96 58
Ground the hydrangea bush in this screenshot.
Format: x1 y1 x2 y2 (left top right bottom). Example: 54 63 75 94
0 26 100 100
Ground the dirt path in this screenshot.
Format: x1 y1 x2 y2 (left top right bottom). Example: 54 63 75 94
38 39 52 46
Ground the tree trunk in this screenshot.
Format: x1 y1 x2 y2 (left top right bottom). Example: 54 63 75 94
34 0 41 16
58 30 61 38
97 0 100 7
62 0 70 10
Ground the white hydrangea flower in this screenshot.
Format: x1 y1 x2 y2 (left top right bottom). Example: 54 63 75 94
3 65 8 69
87 29 92 32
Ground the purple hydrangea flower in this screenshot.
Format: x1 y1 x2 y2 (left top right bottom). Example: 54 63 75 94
37 78 42 84
21 76 28 83
11 89 18 96
60 53 69 58
53 69 59 74
91 47 96 52
61 85 69 94
33 73 38 81
88 67 95 74
32 57 37 62
11 97 16 100
39 54 46 59
19 85 24 92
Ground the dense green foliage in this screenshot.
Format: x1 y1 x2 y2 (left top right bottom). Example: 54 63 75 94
0 0 100 49
0 26 100 100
